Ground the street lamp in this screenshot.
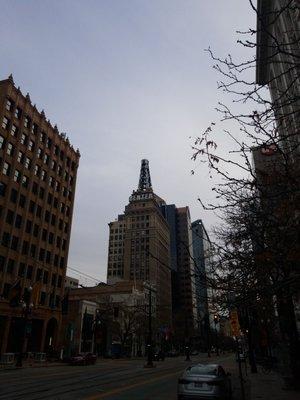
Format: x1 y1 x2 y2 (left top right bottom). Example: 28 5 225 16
16 286 33 368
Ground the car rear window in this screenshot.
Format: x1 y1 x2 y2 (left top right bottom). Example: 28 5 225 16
187 365 218 376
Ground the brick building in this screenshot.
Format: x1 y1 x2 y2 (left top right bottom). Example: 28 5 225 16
0 75 80 356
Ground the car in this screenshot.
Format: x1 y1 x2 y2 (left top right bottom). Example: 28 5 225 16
69 353 97 366
177 363 232 400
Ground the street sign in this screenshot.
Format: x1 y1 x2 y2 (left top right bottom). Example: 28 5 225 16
230 310 241 337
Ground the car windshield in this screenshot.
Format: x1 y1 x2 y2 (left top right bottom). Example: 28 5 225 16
187 365 218 376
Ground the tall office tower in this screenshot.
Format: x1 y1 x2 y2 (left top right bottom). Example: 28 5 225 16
160 204 198 344
174 207 198 341
0 75 80 355
107 160 172 327
191 219 211 344
107 214 125 284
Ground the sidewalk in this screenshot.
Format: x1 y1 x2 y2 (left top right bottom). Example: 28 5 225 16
248 370 298 400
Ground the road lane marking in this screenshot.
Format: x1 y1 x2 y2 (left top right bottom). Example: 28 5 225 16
85 370 181 399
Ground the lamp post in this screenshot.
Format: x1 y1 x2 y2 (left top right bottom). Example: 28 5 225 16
16 286 33 368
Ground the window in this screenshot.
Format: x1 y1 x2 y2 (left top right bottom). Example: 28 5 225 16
24 116 31 128
57 275 62 288
20 133 28 145
40 292 46 305
66 157 71 167
36 205 42 218
40 131 46 143
39 187 45 199
0 182 7 197
43 271 49 284
43 154 49 165
71 161 76 171
36 268 43 281
11 236 19 251
51 214 56 226
17 151 23 164
25 220 32 234
29 200 35 214
13 169 21 183
7 259 15 274
0 135 5 149
28 139 35 151
31 123 38 135
51 273 57 286
58 219 63 230
33 224 39 237
49 176 54 188
6 142 13 156
60 202 65 213
34 165 40 176
19 194 26 208
57 165 62 176
21 175 28 188
11 124 18 137
24 157 31 169
47 193 53 205
2 232 11 247
41 169 47 181
37 147 43 158
46 138 52 149
15 107 22 119
64 222 69 234
6 209 14 224
48 232 54 244
53 197 58 208
2 116 10 130
39 248 45 261
62 187 67 197
46 251 51 264
45 210 50 222
59 257 65 269
32 181 38 194
18 262 26 277
51 160 56 171
60 150 64 161
56 236 61 248
26 265 33 279
6 98 14 111
42 229 47 241
54 254 59 266
62 239 67 250
2 162 11 176
0 255 5 272
30 244 36 258
54 145 59 156
55 181 60 192
15 214 22 228
22 240 29 255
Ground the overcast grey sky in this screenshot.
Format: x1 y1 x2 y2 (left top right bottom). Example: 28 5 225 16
0 0 256 284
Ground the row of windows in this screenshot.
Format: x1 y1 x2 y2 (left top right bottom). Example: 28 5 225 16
2 209 67 246
0 255 63 288
0 134 75 185
0 183 71 220
2 281 61 308
2 106 76 170
108 270 124 277
0 157 74 199
0 232 65 268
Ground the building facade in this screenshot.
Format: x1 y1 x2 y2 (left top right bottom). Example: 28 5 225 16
256 0 300 155
0 75 80 356
107 160 172 330
191 219 210 344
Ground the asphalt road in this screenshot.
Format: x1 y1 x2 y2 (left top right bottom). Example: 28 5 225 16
0 354 247 400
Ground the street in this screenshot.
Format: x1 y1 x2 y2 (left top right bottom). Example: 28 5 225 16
0 354 245 400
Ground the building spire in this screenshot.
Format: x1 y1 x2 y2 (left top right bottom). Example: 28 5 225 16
138 159 152 191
